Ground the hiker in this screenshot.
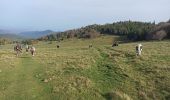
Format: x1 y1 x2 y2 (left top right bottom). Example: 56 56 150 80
112 41 119 47
30 46 36 56
136 44 143 56
14 43 22 56
89 44 93 48
57 45 60 48
25 44 29 52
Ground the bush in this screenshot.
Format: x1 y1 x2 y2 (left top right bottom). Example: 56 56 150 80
81 29 100 39
0 38 12 45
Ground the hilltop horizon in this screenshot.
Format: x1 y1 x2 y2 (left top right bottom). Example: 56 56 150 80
0 19 169 34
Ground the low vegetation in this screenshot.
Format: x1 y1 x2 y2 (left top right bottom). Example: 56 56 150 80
0 38 12 45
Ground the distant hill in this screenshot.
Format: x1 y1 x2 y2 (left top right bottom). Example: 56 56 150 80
19 30 54 39
0 29 13 34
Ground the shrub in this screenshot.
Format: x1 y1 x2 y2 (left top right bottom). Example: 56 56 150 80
81 29 100 39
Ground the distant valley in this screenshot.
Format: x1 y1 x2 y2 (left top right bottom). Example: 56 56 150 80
19 30 54 39
0 29 54 40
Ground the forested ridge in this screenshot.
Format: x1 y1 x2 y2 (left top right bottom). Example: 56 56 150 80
38 20 170 41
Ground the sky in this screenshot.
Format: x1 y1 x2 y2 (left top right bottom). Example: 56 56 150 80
0 0 170 31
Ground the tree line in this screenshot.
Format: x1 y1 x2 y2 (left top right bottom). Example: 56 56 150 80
37 20 170 41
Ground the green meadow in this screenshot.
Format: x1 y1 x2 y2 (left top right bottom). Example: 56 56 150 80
0 36 169 100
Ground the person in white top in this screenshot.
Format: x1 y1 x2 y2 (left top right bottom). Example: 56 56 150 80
25 44 29 53
136 44 142 56
30 46 36 56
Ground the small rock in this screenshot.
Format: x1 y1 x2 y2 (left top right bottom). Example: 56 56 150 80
44 79 48 83
49 78 52 81
0 70 2 73
52 76 55 78
35 74 39 78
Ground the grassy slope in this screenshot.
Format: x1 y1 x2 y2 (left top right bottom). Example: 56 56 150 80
0 36 169 100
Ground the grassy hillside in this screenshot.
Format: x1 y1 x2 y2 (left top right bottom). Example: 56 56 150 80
0 36 169 100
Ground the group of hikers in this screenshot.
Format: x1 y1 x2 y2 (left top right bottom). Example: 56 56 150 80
14 41 142 57
14 43 35 57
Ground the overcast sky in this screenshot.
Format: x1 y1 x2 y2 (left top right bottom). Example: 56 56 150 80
0 0 170 31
